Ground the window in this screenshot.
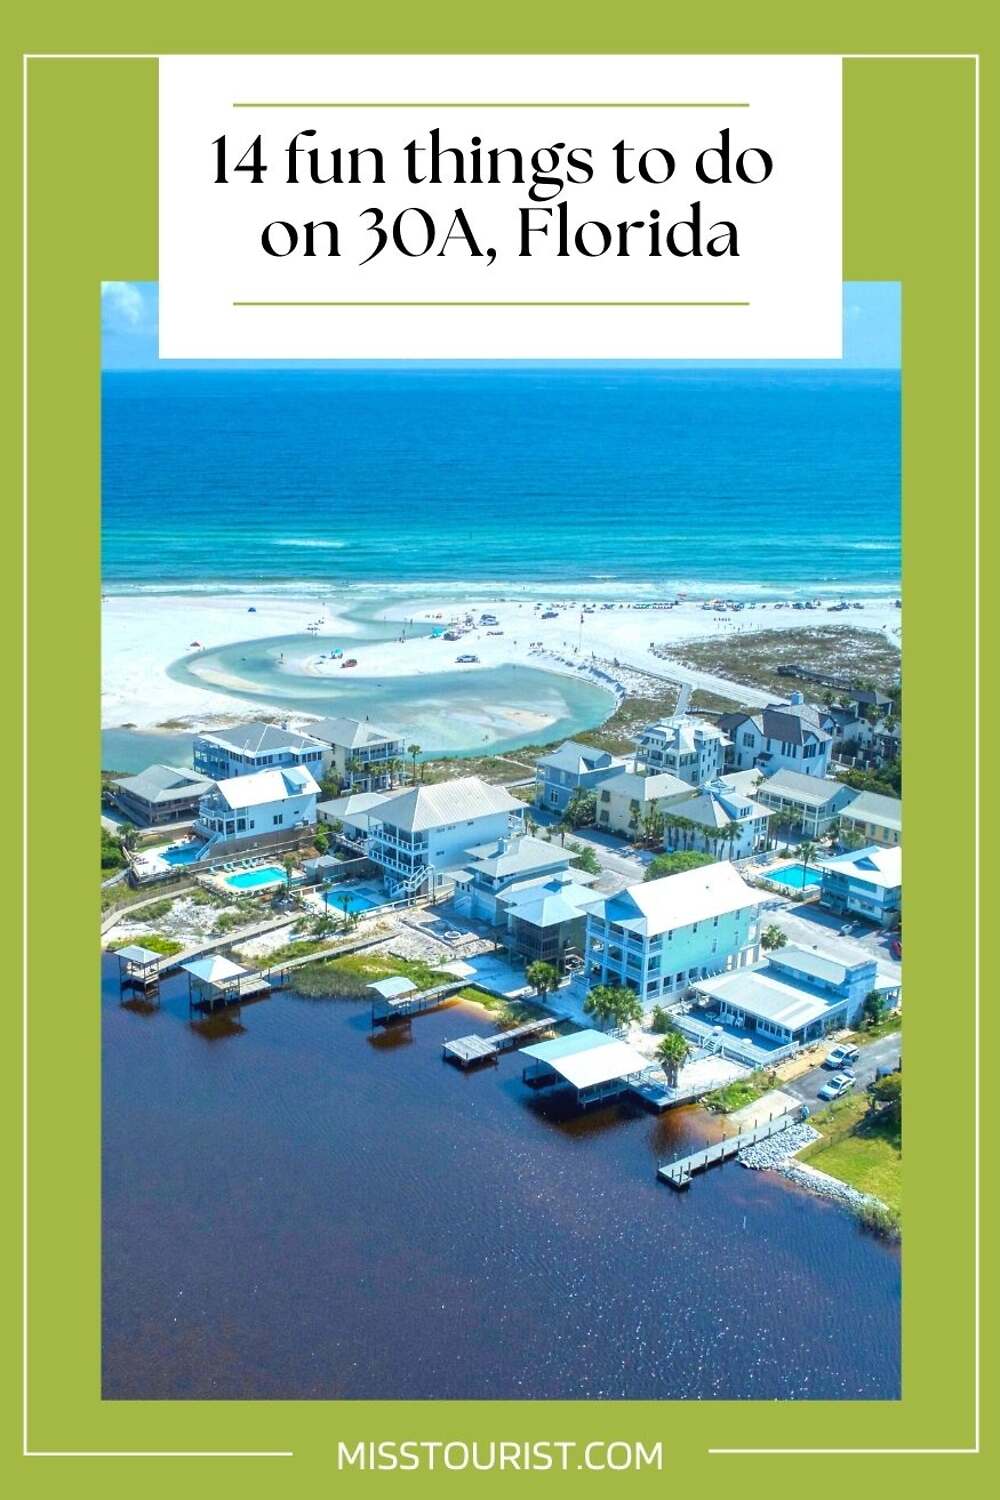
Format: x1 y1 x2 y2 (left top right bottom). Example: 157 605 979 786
273 813 284 826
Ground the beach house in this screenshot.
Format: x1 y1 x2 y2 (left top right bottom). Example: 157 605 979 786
837 790 901 847
719 693 832 779
110 764 215 828
757 768 857 838
663 778 772 860
194 764 320 853
817 844 902 927
306 715 407 792
633 715 728 784
688 943 901 1051
584 862 763 1007
459 833 580 924
362 776 525 897
192 721 326 782
534 740 626 812
500 874 599 969
594 768 691 838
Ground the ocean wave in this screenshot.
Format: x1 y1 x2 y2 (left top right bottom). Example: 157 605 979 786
273 538 348 549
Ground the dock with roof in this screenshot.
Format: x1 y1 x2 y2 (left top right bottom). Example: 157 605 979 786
367 974 471 1027
181 954 269 1013
114 943 163 999
519 1029 666 1108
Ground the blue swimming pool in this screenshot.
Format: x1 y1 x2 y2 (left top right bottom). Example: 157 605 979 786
161 842 206 867
226 866 288 890
767 863 821 890
324 887 383 915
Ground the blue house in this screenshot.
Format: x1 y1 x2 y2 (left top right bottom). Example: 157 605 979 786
192 721 326 783
534 740 625 813
818 845 902 927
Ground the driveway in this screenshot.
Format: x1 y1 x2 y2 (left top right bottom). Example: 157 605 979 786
783 1031 902 1108
769 902 901 985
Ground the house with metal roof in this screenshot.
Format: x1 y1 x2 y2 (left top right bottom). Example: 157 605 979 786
360 776 524 898
192 721 326 783
111 764 215 827
498 873 600 968
837 789 901 847
457 832 579 924
817 845 902 927
663 778 772 860
688 941 900 1049
533 739 626 813
306 715 407 792
757 767 857 837
584 862 765 1010
594 767 692 838
719 692 832 780
194 764 320 852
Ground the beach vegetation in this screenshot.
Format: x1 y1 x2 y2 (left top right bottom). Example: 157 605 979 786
407 743 423 782
761 924 787 950
566 841 601 876
289 950 456 1000
107 933 183 958
798 1091 901 1216
644 850 713 881
649 1003 676 1033
583 984 643 1030
703 1068 778 1113
655 1030 691 1086
101 827 128 873
564 789 597 827
835 762 902 797
525 960 560 997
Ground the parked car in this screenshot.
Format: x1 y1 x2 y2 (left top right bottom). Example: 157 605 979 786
889 937 902 959
456 653 480 664
818 1072 855 1101
824 1045 852 1069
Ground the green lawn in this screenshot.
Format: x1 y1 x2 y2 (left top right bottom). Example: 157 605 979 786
703 1068 779 1114
799 1093 902 1214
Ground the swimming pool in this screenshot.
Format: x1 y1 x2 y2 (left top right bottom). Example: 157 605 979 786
161 842 206 867
767 863 821 890
324 887 383 915
226 866 289 890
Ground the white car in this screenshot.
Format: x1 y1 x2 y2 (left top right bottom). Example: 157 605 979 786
818 1072 855 1101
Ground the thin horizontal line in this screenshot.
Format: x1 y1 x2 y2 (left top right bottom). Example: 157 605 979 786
233 300 749 308
233 101 750 109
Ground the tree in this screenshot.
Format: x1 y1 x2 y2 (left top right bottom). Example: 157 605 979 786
862 989 888 1029
565 788 597 828
407 743 422 783
869 1070 902 1128
567 841 601 876
313 823 330 855
761 924 787 951
118 821 138 851
656 1029 691 1086
318 769 342 801
583 984 643 1031
723 820 744 861
799 841 818 881
526 960 559 997
645 851 713 881
283 854 296 888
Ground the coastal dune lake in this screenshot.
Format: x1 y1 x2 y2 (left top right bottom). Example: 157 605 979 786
102 959 900 1401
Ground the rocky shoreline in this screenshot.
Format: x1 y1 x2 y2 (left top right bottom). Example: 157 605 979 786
739 1120 893 1221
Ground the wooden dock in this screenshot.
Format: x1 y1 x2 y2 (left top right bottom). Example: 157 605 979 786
657 1112 797 1189
370 979 469 1028
442 1017 556 1068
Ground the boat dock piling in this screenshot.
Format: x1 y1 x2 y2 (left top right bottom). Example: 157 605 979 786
658 1112 797 1189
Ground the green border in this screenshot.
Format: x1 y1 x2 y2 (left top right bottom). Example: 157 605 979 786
8 3 989 1490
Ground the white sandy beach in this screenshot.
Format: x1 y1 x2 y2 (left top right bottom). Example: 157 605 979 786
102 588 902 731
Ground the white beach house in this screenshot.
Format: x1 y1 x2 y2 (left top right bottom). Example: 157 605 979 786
459 833 581 925
353 776 525 897
584 862 764 1008
194 764 320 854
633 715 729 784
192 721 326 783
756 768 857 838
817 844 902 927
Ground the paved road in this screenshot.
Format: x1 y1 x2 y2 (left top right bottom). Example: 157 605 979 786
784 1031 902 1108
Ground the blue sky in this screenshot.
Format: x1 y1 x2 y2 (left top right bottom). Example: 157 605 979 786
101 280 900 370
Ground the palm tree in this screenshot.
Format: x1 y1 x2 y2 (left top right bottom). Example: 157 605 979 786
407 743 422 783
526 960 559 998
584 984 643 1031
656 1029 691 1086
799 840 818 881
723 819 744 861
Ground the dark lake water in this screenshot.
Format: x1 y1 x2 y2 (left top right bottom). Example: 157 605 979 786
102 957 900 1400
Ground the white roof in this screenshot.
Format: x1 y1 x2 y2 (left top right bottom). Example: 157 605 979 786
307 715 400 750
693 968 836 1032
589 861 763 938
819 845 902 889
603 768 691 802
366 976 418 1000
318 790 392 828
370 776 522 833
114 944 162 964
521 1030 648 1090
842 789 902 832
182 955 248 984
759 770 851 808
212 765 320 810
